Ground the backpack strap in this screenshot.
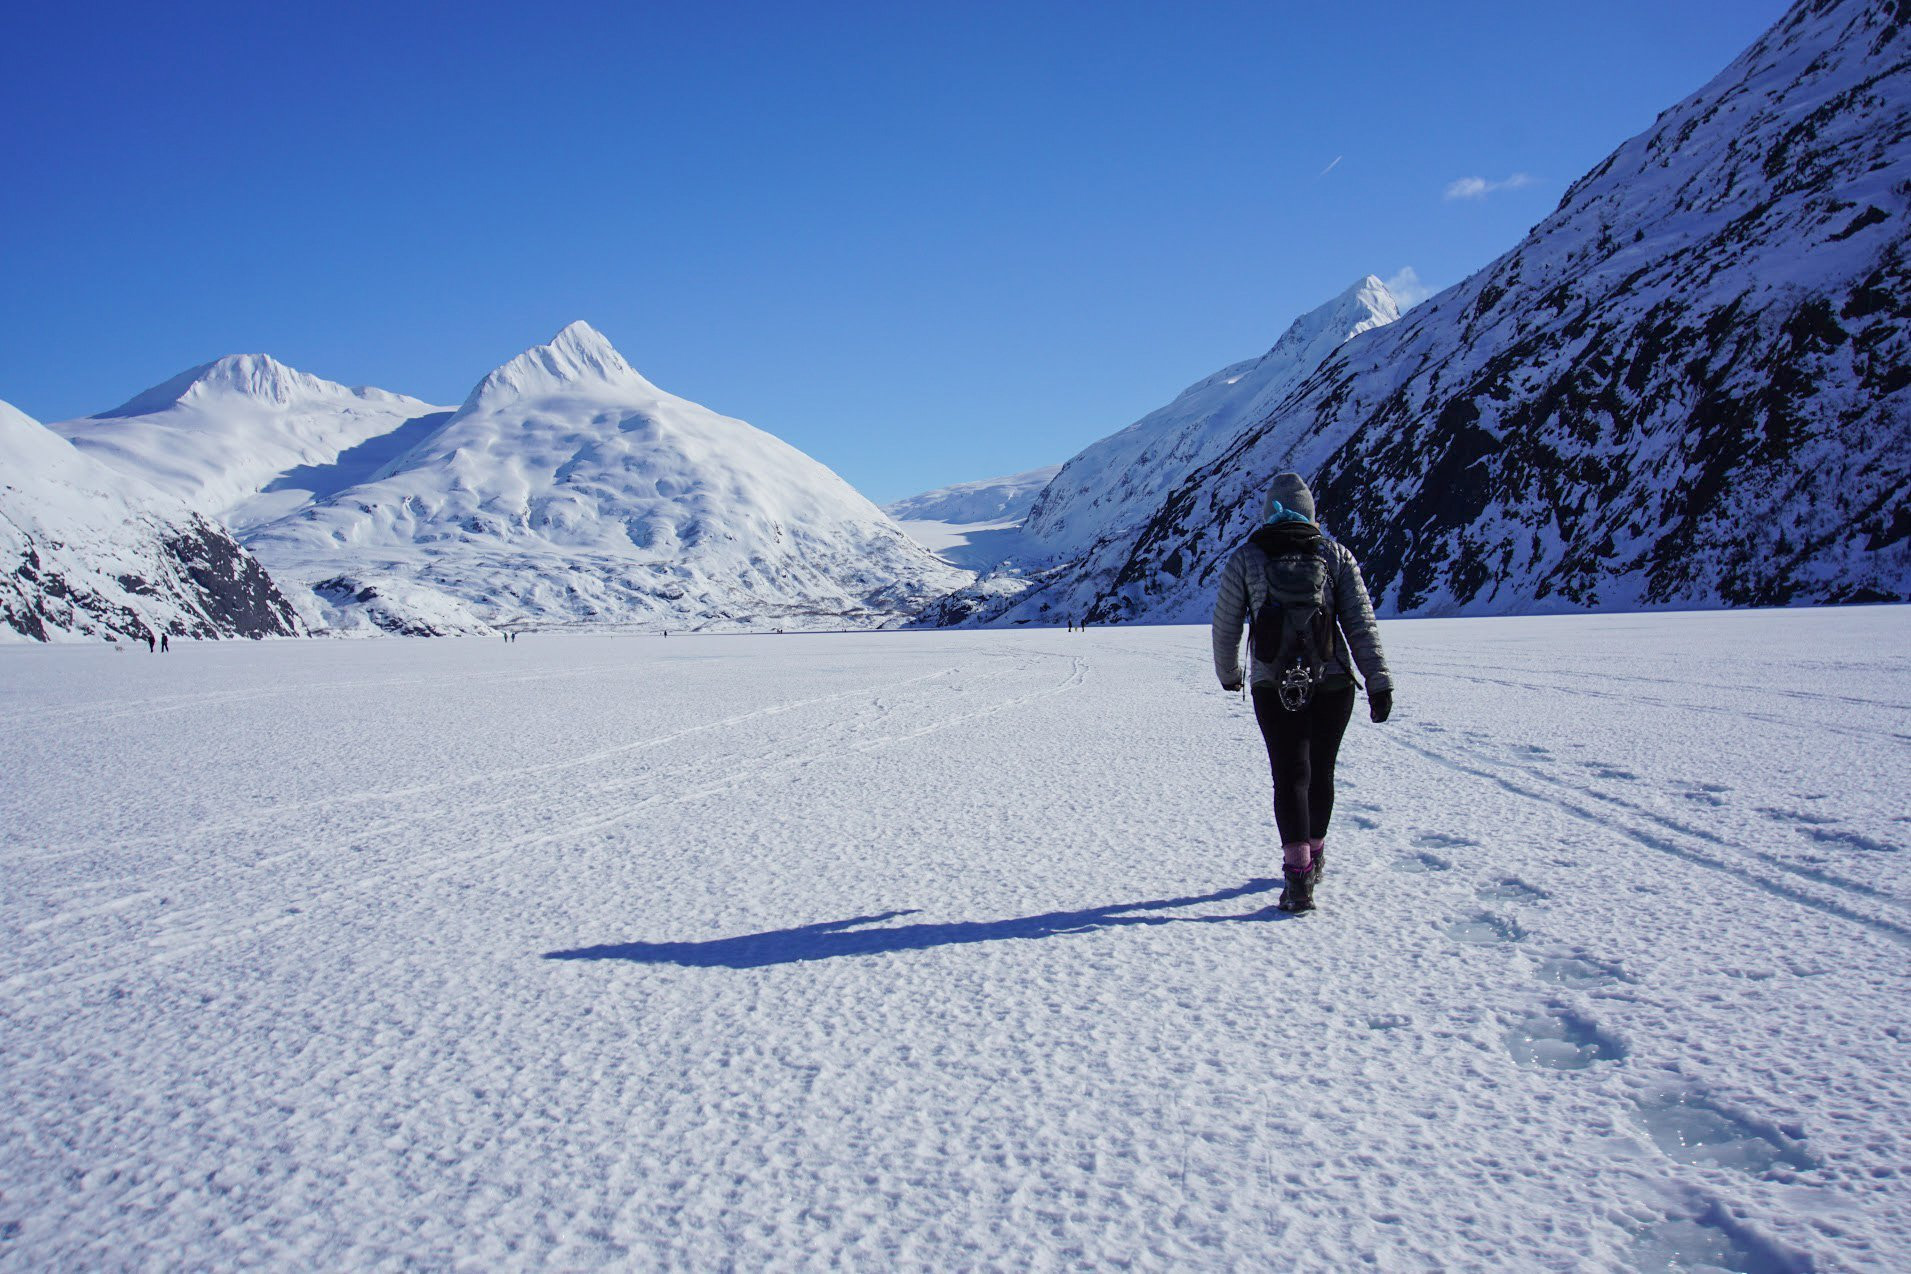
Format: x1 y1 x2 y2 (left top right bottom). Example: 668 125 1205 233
1312 537 1366 693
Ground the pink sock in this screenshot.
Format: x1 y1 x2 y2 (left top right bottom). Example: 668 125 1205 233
1309 837 1325 858
1283 842 1312 872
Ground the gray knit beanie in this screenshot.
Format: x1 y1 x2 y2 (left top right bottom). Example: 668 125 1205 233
1262 472 1317 522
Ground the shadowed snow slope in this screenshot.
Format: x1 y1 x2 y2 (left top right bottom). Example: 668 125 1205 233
1 399 302 642
1074 0 1911 623
244 322 971 634
54 355 450 532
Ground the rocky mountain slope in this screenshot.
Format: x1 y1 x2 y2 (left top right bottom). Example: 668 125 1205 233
244 323 971 634
1071 0 1910 624
55 356 449 533
1 399 302 643
1021 276 1401 563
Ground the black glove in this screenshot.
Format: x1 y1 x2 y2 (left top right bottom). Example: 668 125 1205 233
1221 678 1244 693
1369 688 1392 723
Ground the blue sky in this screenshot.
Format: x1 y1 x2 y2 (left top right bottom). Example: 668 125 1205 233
2 0 1790 503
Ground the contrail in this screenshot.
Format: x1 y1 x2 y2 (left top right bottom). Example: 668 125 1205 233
1318 155 1342 178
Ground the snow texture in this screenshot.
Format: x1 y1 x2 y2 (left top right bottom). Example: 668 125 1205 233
1 399 301 644
945 0 1911 630
239 323 971 635
2 605 1907 1269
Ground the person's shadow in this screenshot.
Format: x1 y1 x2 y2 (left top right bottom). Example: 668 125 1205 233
543 877 1289 970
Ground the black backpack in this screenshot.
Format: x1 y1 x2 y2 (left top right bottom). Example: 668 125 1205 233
1247 523 1336 710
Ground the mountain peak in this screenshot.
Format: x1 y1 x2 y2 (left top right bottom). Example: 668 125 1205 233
1330 275 1402 326
550 319 614 355
465 321 655 407
95 353 413 418
1254 275 1399 370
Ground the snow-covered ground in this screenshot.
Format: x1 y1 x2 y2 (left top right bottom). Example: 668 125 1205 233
2 607 1907 1270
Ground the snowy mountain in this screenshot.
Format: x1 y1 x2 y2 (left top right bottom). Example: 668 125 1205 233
883 465 1062 526
1 399 302 643
913 276 1402 625
55 355 450 533
1062 0 1911 624
244 322 971 634
1021 275 1401 563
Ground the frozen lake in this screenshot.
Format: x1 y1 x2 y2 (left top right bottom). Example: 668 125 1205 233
3 608 1908 1269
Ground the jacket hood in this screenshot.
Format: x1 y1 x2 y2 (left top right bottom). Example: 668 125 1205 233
1262 472 1316 522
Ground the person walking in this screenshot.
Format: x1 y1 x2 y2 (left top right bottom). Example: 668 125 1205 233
1212 472 1392 913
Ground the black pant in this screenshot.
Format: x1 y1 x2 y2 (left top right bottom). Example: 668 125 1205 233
1251 682 1356 845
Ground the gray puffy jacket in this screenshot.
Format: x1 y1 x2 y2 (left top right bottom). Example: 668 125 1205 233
1212 531 1392 693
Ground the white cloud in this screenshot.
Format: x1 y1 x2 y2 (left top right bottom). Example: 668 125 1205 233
1384 267 1435 309
1444 172 1535 201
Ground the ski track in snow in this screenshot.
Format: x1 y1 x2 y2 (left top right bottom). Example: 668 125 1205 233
2 609 1907 1270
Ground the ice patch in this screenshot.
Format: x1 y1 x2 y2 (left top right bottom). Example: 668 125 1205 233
1627 1205 1804 1274
1445 912 1523 945
1412 832 1476 850
1535 955 1626 989
1504 1006 1625 1070
1632 1091 1817 1175
1477 878 1549 903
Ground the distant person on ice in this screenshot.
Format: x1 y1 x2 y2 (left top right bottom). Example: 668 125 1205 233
1212 472 1392 914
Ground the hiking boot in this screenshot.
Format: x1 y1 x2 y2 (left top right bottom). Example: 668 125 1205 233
1277 867 1315 913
